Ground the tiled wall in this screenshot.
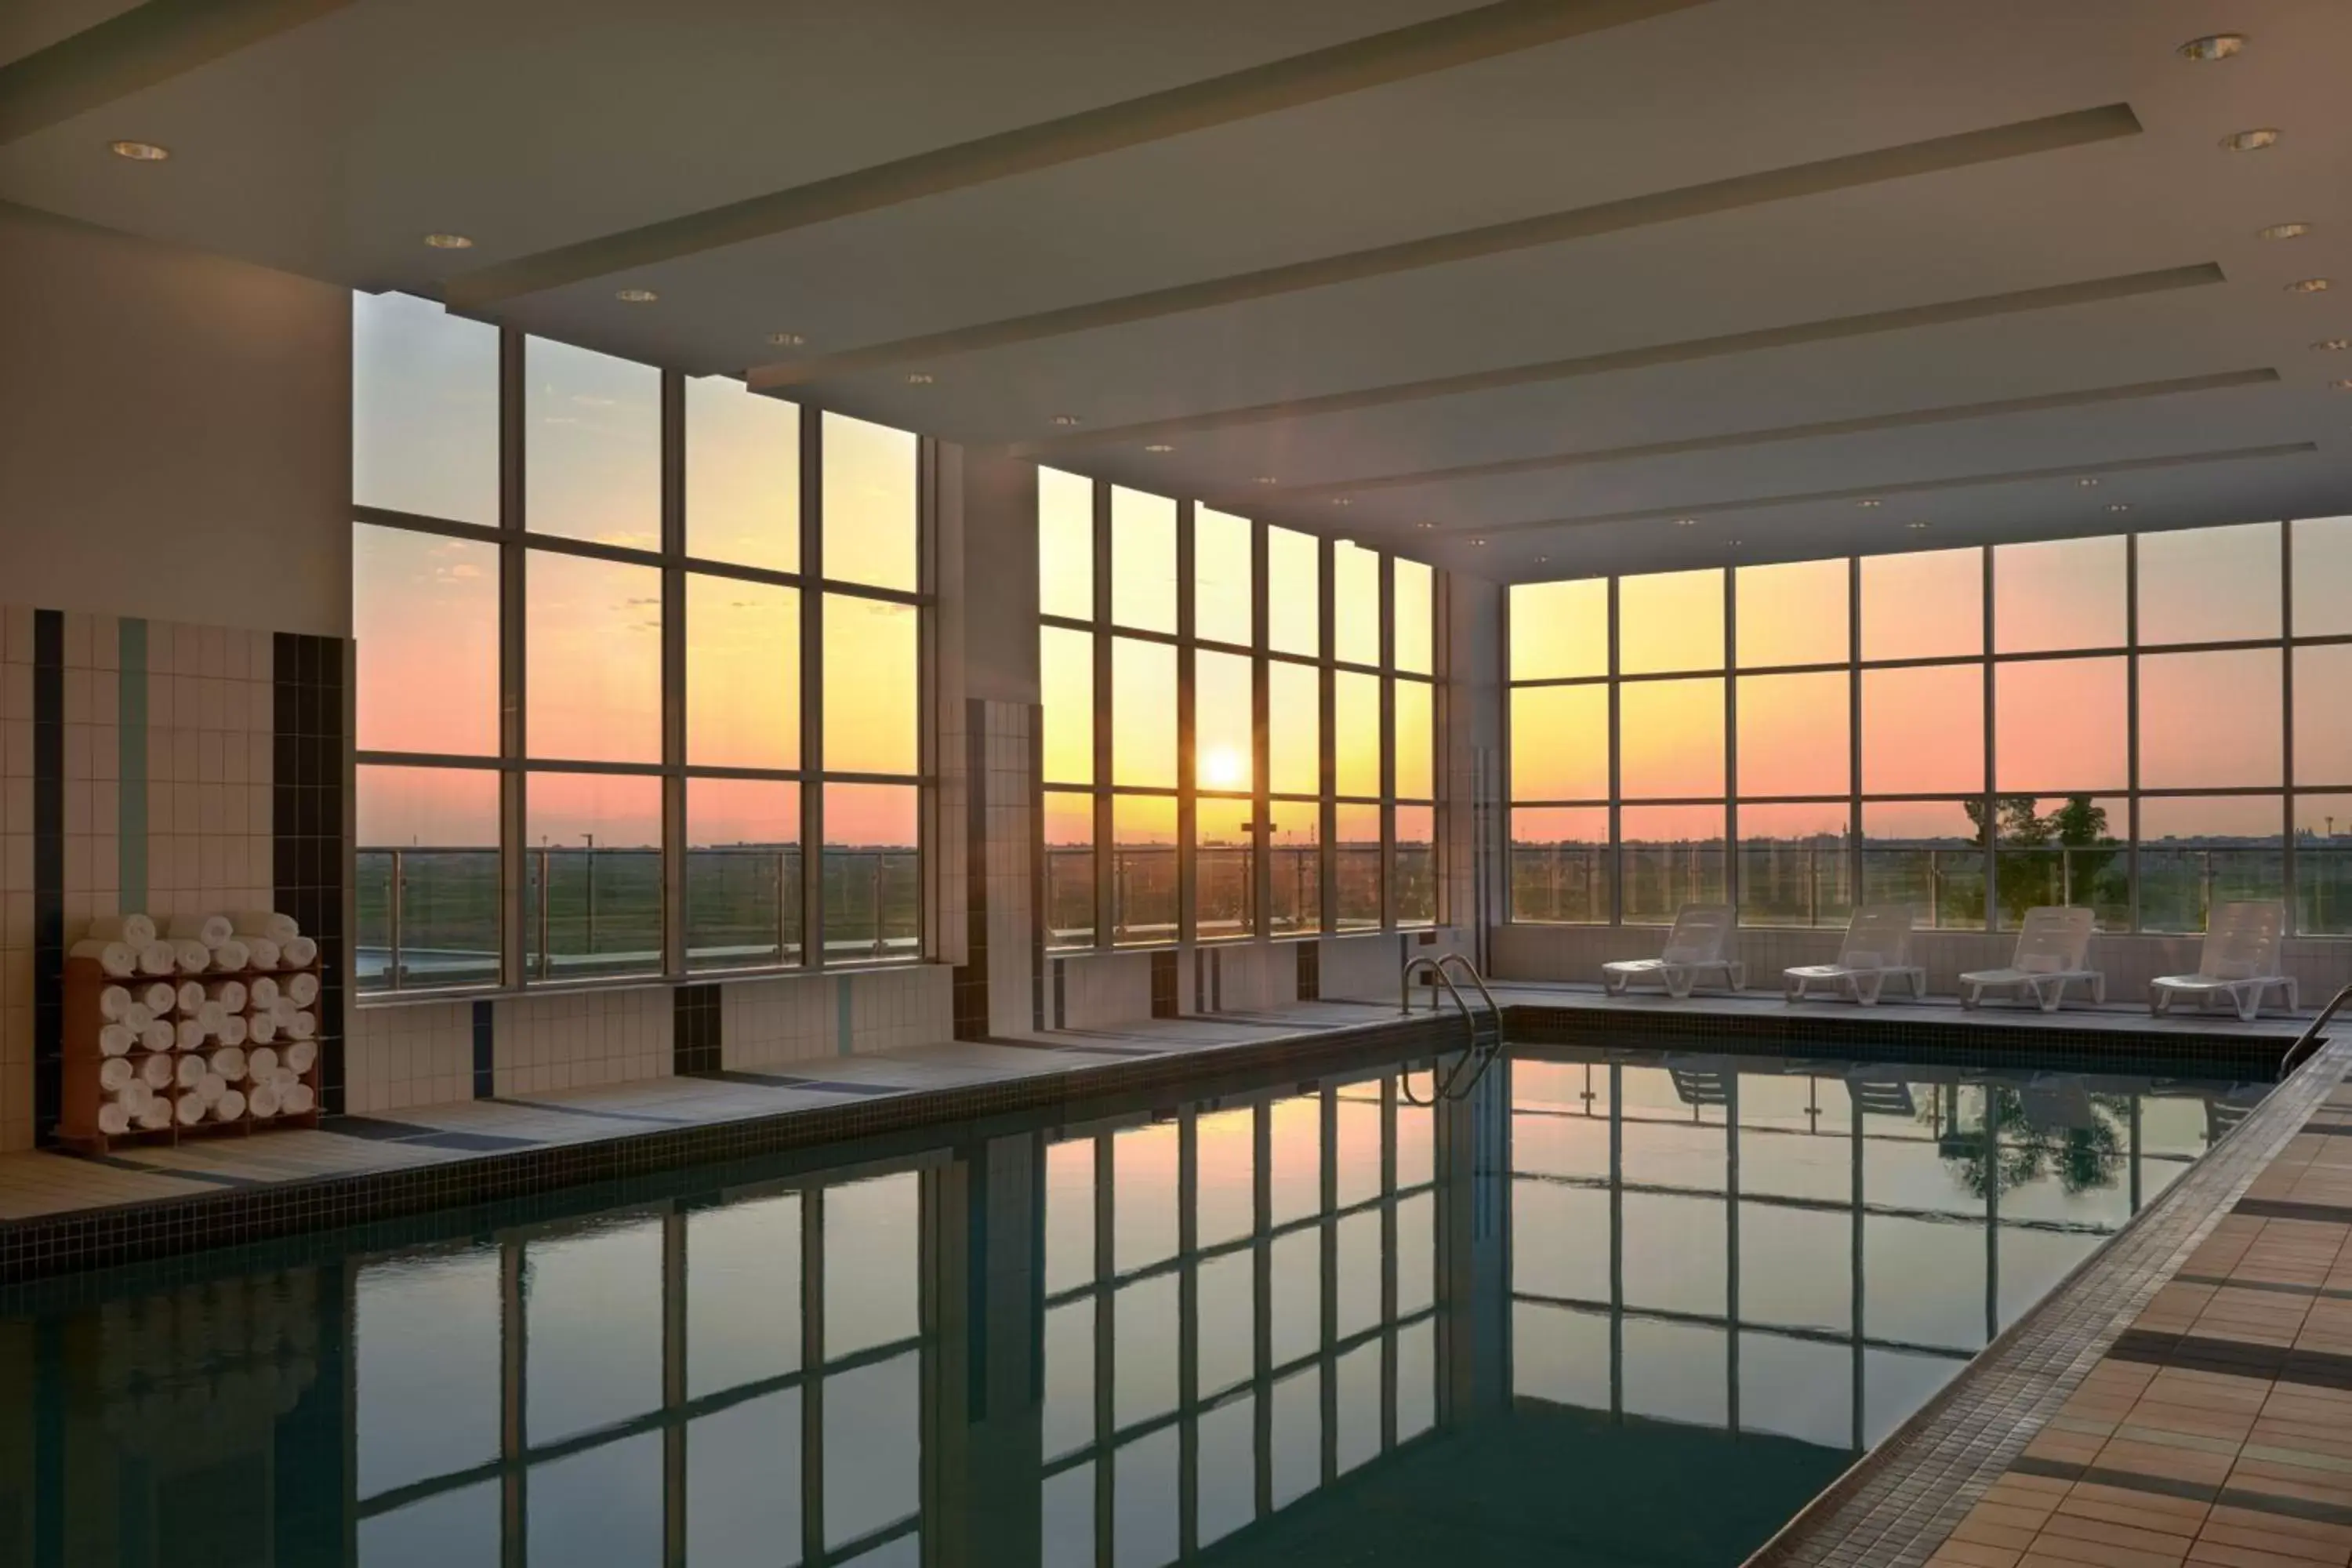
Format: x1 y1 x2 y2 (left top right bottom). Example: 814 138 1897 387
950 699 1038 1040
1044 927 1477 1028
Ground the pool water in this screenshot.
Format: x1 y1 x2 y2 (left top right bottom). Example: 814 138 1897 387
0 1043 2264 1567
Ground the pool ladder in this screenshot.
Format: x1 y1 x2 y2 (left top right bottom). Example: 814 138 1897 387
2281 982 2352 1076
1399 953 1504 1103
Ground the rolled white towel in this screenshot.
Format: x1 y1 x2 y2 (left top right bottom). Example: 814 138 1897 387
88 913 158 946
281 1083 314 1117
172 940 212 975
270 1065 299 1091
269 997 299 1028
248 1083 281 1120
174 1093 205 1127
210 939 250 973
216 1014 249 1049
121 1001 155 1031
169 913 236 947
98 1102 132 1138
197 1000 227 1034
119 1082 154 1116
100 984 136 1020
246 1012 277 1046
231 910 299 945
139 1021 176 1054
285 972 320 1008
249 977 280 1010
100 1058 136 1092
212 1046 248 1083
142 981 178 1015
175 1054 207 1091
176 980 205 1015
282 936 318 969
99 1023 136 1058
175 1018 208 1051
247 1047 279 1080
245 936 281 971
208 980 249 1013
71 940 138 978
284 1011 318 1042
136 942 176 976
137 1098 173 1131
282 1040 316 1075
140 1054 176 1090
196 1072 226 1105
214 1088 246 1122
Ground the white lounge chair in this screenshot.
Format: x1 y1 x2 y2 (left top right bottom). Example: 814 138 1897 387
2150 901 2296 1022
1784 906 1926 1006
1959 906 2103 1012
1602 905 1744 999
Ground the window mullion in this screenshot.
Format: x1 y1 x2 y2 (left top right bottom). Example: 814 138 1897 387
800 401 826 969
660 370 686 978
499 326 528 991
1178 499 1198 950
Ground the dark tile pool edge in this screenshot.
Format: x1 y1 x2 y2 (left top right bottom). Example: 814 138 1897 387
1739 1033 2352 1568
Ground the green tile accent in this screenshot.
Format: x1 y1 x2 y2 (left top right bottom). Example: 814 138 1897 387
118 619 147 911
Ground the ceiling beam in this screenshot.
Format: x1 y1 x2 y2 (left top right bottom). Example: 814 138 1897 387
1015 262 2222 456
0 0 354 145
442 0 1717 310
754 103 2141 392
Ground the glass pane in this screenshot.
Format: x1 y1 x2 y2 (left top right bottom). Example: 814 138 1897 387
1334 542 1380 665
527 550 662 763
1995 656 2127 791
1738 801 1853 927
1394 557 1434 675
822 784 920 960
822 1356 919 1549
1509 806 1609 922
822 412 918 590
1860 801 1985 931
358 766 500 991
686 374 800 573
1737 559 1848 668
2295 793 2352 935
1269 802 1321 936
525 772 663 981
1861 548 1982 662
1863 665 1983 794
1039 466 1094 622
1110 485 1177 633
1196 795 1255 941
825 1173 920 1355
1196 506 1254 646
1336 802 1380 930
1619 568 1722 675
1395 677 1434 800
357 1252 501 1495
353 292 499 526
1995 535 2125 653
1511 579 1607 681
2140 648 2281 788
1335 670 1381 797
688 1195 802 1395
1737 671 1849 797
1112 637 1177 787
688 779 800 971
529 1432 663 1567
1044 790 1095 949
1619 677 1724 799
2298 643 2352 786
1269 660 1321 796
1992 795 2125 931
355 523 499 755
1112 794 1178 946
688 1392 803 1568
528 1219 662 1440
524 336 660 548
1040 626 1094 786
1621 806 1725 922
2137 522 2278 644
688 575 799 769
1397 803 1436 925
1196 649 1252 792
1509 684 1607 801
824 595 919 775
2292 516 2352 635
2139 795 2284 933
1267 525 1319 657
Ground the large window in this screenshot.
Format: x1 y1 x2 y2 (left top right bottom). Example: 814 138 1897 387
354 293 928 992
1508 519 2352 935
1040 476 1439 949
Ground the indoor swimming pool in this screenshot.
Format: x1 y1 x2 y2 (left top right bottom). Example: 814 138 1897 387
0 1040 2270 1567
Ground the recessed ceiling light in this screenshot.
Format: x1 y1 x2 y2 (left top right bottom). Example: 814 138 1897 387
107 139 169 161
1726 539 1744 546
1330 497 1352 507
2107 503 2132 513
2315 339 2351 352
2220 128 2281 152
1050 414 1081 426
2288 278 2332 294
1536 555 1550 564
1673 517 1697 527
2178 33 2246 62
1469 537 1487 546
1907 521 1930 531
423 232 474 249
1143 443 1174 453
906 372 935 385
2077 477 2100 488
768 331 806 347
2259 222 2312 241
1856 499 1882 509
1253 476 1278 486
1414 521 1436 530
615 287 658 303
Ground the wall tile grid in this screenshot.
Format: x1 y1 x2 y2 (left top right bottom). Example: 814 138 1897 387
344 1000 474 1113
718 967 955 1071
490 987 671 1097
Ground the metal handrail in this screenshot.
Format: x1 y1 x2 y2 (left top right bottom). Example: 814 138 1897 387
2281 982 2352 1075
1435 951 1500 1025
1400 953 1504 1105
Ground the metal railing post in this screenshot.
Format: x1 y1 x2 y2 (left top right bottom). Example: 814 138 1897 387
388 847 405 991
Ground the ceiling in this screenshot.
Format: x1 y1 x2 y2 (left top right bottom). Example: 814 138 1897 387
4 0 2349 581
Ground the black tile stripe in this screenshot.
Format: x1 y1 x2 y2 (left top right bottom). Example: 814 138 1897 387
1029 708 1047 1033
673 983 721 1076
31 609 63 1145
1296 940 1319 1001
2105 1327 2352 1390
2233 1197 2352 1224
2005 1454 2221 1504
2173 1272 2352 1301
273 632 347 1115
1149 949 1178 1019
471 999 494 1099
953 702 989 1040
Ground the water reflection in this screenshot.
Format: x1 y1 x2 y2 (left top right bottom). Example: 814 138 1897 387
0 1049 2263 1566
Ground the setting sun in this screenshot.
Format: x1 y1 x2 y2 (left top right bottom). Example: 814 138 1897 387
1201 745 1246 789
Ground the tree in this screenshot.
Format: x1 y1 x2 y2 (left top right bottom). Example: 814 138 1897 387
1963 794 2122 924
